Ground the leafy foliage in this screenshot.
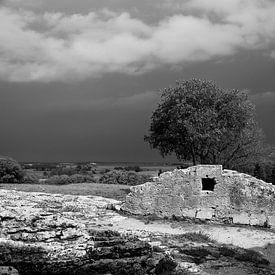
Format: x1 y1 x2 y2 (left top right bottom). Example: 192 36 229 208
49 165 95 178
50 167 78 176
69 174 95 183
145 78 269 169
22 171 40 184
99 170 151 186
176 232 214 243
0 156 24 183
45 174 94 185
114 166 142 172
251 162 275 184
45 175 72 185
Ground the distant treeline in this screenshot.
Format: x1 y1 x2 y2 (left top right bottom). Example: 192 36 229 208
15 160 275 185
240 162 275 184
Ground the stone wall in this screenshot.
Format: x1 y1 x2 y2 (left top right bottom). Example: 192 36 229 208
122 165 275 228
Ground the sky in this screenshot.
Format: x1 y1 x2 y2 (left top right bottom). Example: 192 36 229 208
0 0 275 162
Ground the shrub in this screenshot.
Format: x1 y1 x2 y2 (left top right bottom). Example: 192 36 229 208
124 166 142 172
218 246 269 265
50 167 78 176
70 174 94 183
45 175 72 185
114 166 124 171
45 174 95 185
155 255 177 274
99 169 111 175
176 232 214 243
22 171 40 184
77 163 96 174
99 170 151 186
114 166 142 172
0 156 24 183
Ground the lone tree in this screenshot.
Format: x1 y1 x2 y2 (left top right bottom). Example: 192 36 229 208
145 78 269 169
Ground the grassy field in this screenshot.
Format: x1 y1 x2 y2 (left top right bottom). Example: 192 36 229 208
0 164 183 201
0 183 131 201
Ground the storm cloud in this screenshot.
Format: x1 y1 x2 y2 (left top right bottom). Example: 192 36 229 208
1 0 275 82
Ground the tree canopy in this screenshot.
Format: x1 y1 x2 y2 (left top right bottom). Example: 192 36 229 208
145 78 269 169
0 156 24 183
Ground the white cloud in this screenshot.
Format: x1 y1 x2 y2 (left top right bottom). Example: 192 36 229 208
1 0 275 82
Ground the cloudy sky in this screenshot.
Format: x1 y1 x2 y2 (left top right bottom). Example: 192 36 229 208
0 0 275 162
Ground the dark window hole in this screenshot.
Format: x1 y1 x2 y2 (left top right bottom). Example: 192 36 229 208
202 177 217 191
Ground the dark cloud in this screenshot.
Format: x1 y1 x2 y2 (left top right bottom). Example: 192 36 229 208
0 51 274 162
0 0 274 162
1 1 275 82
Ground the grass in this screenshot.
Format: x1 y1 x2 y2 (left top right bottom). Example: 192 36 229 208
218 245 269 265
0 183 131 201
176 231 214 243
0 164 178 201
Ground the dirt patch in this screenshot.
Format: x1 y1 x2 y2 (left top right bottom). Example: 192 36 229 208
253 243 275 270
105 216 275 249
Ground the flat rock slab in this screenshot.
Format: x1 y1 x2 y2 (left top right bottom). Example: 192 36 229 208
0 189 125 246
0 190 156 275
0 189 275 275
0 189 125 234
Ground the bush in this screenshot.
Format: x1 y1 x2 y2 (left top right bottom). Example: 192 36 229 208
99 170 151 186
45 174 95 185
50 167 78 176
124 166 142 172
114 166 124 171
22 171 40 184
99 169 111 175
114 166 142 172
0 156 24 183
45 175 72 185
176 232 214 243
69 174 94 183
218 246 269 265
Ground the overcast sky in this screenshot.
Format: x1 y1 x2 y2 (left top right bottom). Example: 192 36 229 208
0 0 275 162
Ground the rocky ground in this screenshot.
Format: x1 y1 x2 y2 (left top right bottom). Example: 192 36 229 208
0 189 275 274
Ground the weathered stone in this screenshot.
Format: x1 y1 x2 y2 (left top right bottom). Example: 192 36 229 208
0 190 158 275
0 266 19 275
122 165 275 227
250 213 267 226
268 216 275 228
196 209 214 220
180 208 197 218
232 213 250 225
0 189 273 275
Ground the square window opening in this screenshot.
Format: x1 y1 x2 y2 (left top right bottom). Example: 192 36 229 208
202 177 217 191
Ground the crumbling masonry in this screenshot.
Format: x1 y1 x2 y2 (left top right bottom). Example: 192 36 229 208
122 165 275 228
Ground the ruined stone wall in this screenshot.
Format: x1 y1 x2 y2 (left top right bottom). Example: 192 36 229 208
122 165 275 228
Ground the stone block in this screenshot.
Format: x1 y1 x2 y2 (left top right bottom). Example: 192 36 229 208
268 216 275 228
232 213 250 225
196 209 214 220
194 165 222 178
249 213 267 226
180 208 197 218
0 267 19 275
